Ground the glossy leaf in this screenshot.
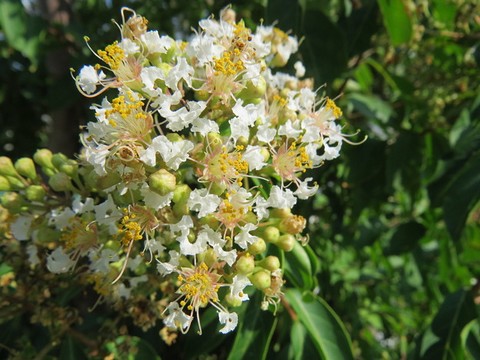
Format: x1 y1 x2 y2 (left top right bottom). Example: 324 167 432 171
284 241 314 290
285 289 354 360
227 294 277 360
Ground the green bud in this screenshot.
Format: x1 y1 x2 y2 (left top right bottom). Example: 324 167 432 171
197 248 217 268
209 182 226 196
249 269 271 290
256 256 280 272
104 240 122 251
1 192 24 213
149 169 176 196
0 175 11 191
235 254 255 274
33 149 54 169
172 184 191 203
51 153 68 170
166 133 182 142
25 185 46 202
48 172 72 192
0 156 19 177
173 201 190 217
225 293 243 307
6 176 26 190
270 208 292 219
207 132 222 147
198 213 219 228
14 158 37 180
260 148 270 162
261 226 280 244
277 234 296 252
248 238 266 255
236 76 266 100
36 226 60 243
59 159 78 177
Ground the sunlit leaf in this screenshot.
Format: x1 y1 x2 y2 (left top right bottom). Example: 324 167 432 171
377 0 413 45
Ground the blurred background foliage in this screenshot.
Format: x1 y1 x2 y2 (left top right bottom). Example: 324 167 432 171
1 0 479 359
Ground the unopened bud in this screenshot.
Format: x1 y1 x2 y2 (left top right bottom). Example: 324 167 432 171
6 176 25 190
172 184 191 203
279 214 306 235
48 172 72 192
15 158 37 180
96 172 121 190
0 175 10 191
51 153 69 170
59 160 78 177
256 256 280 272
197 248 217 268
235 254 255 274
36 226 60 243
248 238 266 255
33 149 54 169
225 293 243 307
277 234 296 252
166 133 182 142
0 156 18 177
270 208 292 219
1 192 24 212
249 269 271 290
149 169 176 196
173 201 190 217
25 185 46 202
261 226 280 243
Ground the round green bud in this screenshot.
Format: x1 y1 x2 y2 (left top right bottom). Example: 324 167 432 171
51 153 69 170
25 185 46 202
14 158 37 180
149 169 176 196
33 149 54 169
225 293 243 307
198 248 217 268
270 208 292 219
260 147 270 162
236 76 266 100
277 234 296 252
104 240 122 251
257 256 280 272
209 182 226 196
248 238 266 255
0 175 11 191
0 156 19 177
235 254 255 274
48 172 72 192
96 172 121 190
198 213 219 228
249 269 271 290
59 160 78 177
173 201 190 217
172 184 192 203
166 133 182 142
194 89 210 101
1 192 24 212
262 226 280 244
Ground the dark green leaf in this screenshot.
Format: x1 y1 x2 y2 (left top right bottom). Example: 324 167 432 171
284 241 314 290
384 221 426 255
227 293 277 360
59 336 87 360
285 289 354 360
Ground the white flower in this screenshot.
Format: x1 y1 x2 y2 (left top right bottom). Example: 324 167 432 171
141 31 173 54
191 117 219 136
48 208 75 230
278 119 302 139
27 244 40 266
141 184 174 210
294 61 306 77
254 196 270 220
213 244 237 266
140 135 193 170
88 248 119 274
77 65 106 94
119 38 140 54
46 247 75 274
94 195 122 234
230 274 251 302
294 177 318 200
10 215 33 241
187 188 221 218
256 124 276 143
234 223 258 249
159 100 207 132
157 250 180 275
218 311 238 334
164 301 193 331
165 57 194 91
243 145 266 171
72 196 94 214
268 186 297 209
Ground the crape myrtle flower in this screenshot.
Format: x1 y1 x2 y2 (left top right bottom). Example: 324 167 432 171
1 6 362 339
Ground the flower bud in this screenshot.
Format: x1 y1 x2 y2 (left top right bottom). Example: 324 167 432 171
172 184 191 204
270 208 292 219
261 226 280 244
6 176 25 190
149 169 176 196
235 254 255 274
33 149 54 169
277 234 296 252
1 192 24 213
236 76 266 100
279 214 306 235
225 293 243 307
0 175 10 191
59 160 78 177
198 214 219 228
197 248 217 268
48 172 72 192
51 153 69 170
173 200 190 217
0 156 19 177
25 185 46 202
256 256 280 272
14 158 37 180
35 226 60 243
96 172 121 190
249 269 271 290
166 133 182 143
248 238 266 255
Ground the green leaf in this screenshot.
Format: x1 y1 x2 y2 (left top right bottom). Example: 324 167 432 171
431 0 457 30
418 290 478 359
0 0 44 65
443 151 480 240
59 336 87 360
285 289 354 360
284 241 314 290
227 293 277 360
384 221 426 255
377 0 413 45
0 263 13 276
104 336 160 360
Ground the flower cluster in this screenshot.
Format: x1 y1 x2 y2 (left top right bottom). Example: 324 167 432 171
0 7 358 337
